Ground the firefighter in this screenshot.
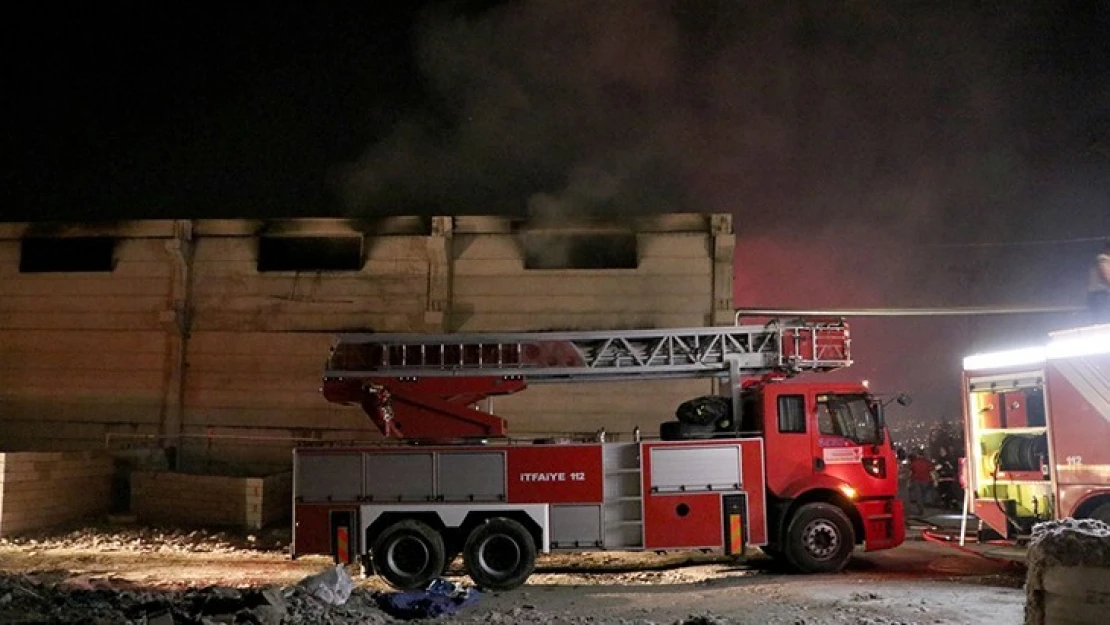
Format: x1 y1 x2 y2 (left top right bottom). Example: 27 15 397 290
933 447 958 510
1088 240 1110 323
907 452 934 516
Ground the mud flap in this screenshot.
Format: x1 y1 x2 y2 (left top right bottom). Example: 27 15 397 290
723 494 748 556
330 510 355 565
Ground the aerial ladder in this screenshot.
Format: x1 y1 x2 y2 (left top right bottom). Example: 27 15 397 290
321 319 852 440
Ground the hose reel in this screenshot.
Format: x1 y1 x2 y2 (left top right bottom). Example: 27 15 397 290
997 433 1049 473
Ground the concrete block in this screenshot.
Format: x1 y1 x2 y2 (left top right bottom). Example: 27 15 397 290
0 451 113 537
131 470 291 529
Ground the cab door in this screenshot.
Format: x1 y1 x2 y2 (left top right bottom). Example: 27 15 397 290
811 394 864 481
759 386 816 497
810 390 895 498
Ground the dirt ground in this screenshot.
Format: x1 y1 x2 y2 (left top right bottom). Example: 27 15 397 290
0 523 1027 624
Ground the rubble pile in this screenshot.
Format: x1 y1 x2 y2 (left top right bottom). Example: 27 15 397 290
0 568 389 625
0 524 290 554
1024 518 1110 625
459 611 734 625
674 615 729 625
1026 518 1110 569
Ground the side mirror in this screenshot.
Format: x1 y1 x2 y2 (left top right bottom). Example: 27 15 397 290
896 393 912 407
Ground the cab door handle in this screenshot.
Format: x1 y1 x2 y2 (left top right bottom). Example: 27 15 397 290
814 458 825 471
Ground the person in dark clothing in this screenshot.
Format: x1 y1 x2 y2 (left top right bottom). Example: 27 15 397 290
1088 241 1110 323
933 447 959 510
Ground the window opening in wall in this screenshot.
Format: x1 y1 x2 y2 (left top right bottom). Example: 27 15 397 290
19 236 116 273
522 233 638 270
257 236 364 272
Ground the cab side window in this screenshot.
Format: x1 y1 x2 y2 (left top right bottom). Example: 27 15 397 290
777 394 806 433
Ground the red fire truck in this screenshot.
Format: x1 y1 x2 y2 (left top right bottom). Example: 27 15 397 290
961 323 1110 539
292 320 905 590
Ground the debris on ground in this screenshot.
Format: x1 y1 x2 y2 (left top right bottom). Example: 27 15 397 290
1025 518 1110 625
0 527 1027 624
0 568 389 625
295 564 354 606
0 522 290 554
1026 517 1110 569
378 578 480 619
674 614 729 625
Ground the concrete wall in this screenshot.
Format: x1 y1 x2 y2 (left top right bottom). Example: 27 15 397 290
449 214 734 435
0 214 734 471
0 229 170 451
131 470 291 529
0 451 114 536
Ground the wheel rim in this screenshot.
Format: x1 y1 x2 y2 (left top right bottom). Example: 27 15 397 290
387 535 430 576
478 534 521 576
801 519 840 561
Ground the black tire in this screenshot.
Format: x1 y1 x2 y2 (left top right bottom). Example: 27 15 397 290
1088 502 1110 524
676 395 732 426
371 519 446 590
463 517 536 590
784 503 855 574
659 420 715 441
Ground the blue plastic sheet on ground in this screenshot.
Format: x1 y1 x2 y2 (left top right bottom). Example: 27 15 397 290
378 579 481 619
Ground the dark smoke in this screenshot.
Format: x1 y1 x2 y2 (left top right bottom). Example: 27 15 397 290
337 0 1110 424
338 0 1108 285
341 3 1104 219
339 0 696 222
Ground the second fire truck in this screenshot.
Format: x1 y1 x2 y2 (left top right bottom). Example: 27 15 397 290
292 319 905 589
960 323 1110 540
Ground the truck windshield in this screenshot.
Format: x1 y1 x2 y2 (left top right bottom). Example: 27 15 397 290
818 394 883 445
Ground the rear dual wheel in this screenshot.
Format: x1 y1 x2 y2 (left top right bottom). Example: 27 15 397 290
463 517 536 591
368 516 539 591
371 519 446 590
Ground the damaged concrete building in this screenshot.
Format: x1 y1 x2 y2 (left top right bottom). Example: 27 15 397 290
0 213 733 529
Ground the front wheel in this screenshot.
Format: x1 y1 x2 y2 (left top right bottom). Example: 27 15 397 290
784 502 855 573
463 517 536 590
371 519 446 590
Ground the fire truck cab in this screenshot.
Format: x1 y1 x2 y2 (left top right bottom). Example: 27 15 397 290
742 379 904 560
292 321 905 590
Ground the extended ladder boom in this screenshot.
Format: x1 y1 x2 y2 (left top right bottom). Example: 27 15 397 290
321 320 851 440
325 321 851 381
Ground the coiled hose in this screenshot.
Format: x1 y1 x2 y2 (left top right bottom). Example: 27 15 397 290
997 434 1048 472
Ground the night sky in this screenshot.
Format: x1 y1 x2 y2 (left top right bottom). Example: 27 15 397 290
4 1 1109 428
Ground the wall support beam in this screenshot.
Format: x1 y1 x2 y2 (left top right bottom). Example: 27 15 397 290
711 214 735 326
159 219 196 468
425 216 453 332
